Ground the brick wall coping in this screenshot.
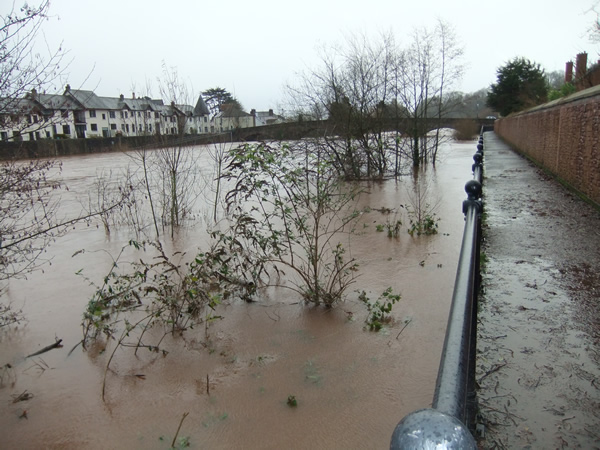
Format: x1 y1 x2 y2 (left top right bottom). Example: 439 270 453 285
501 84 600 119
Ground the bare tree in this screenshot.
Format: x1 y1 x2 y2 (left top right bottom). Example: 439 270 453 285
1 1 69 140
287 25 464 175
156 64 204 237
0 159 61 283
0 2 129 328
1 159 129 286
286 32 400 179
589 1 600 43
396 20 464 167
0 2 68 288
207 137 230 224
430 20 464 164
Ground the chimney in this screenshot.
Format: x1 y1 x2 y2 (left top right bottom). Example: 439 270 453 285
132 92 136 99
65 84 71 91
120 94 124 101
575 52 588 80
269 109 273 116
565 61 573 83
250 109 256 116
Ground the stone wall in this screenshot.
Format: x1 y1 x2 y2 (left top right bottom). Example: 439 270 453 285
494 85 600 206
0 134 185 160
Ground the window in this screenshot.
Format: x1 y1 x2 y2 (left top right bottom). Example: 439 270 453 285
204 116 207 122
1 131 7 140
89 110 96 118
120 111 124 118
91 123 98 131
121 124 125 131
62 125 70 135
61 110 69 119
149 123 152 132
138 111 141 117
45 131 50 138
102 113 106 120
138 124 142 132
125 111 128 118
33 115 38 123
109 111 116 119
155 112 159 118
204 127 208 133
110 123 117 130
27 115 32 124
126 124 129 132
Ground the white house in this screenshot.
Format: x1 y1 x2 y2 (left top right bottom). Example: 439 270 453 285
210 104 255 133
252 109 285 127
0 90 78 141
63 87 211 138
1 85 277 142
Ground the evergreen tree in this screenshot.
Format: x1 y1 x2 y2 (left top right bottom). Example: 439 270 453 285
201 87 243 118
487 57 548 116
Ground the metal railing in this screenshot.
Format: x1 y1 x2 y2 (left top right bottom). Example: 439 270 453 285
390 134 485 449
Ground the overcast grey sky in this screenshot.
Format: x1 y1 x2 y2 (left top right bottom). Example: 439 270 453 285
35 0 599 112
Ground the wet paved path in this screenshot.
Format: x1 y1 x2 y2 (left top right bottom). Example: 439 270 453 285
476 132 600 449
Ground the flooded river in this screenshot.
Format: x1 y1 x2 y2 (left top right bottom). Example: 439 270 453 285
1 139 477 449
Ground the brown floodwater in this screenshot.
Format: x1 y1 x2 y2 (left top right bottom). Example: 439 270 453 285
1 138 478 449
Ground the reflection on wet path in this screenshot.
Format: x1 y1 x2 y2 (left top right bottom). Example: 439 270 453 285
1 141 477 449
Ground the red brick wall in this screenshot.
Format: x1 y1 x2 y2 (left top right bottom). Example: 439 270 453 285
494 87 600 206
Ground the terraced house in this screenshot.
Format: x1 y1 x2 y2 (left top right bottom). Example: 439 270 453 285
0 85 212 141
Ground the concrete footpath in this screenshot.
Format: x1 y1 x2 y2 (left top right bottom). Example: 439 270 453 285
476 132 600 449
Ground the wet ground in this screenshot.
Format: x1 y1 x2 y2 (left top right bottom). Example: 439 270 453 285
1 140 478 449
476 132 600 448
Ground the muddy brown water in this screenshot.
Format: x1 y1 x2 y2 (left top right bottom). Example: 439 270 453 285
1 140 477 449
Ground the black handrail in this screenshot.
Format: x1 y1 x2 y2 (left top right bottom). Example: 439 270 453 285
390 133 484 449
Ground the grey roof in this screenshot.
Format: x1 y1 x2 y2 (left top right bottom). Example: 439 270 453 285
193 95 210 116
65 88 169 113
3 87 199 118
216 104 251 118
121 97 165 112
64 89 108 109
35 93 79 111
176 104 195 116
0 97 40 115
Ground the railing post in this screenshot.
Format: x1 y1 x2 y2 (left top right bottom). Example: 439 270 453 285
390 408 477 449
